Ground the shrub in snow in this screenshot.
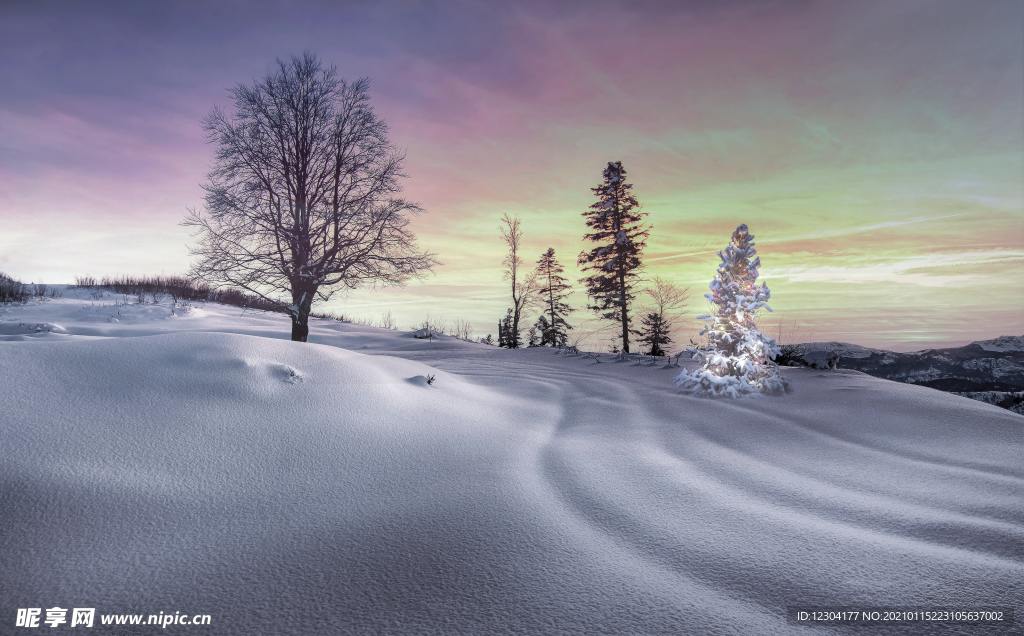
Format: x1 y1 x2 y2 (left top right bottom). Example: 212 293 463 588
673 224 790 398
0 273 29 305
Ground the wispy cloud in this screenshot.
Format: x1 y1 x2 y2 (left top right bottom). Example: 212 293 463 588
769 250 1024 286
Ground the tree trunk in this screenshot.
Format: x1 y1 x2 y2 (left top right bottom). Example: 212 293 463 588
289 285 315 342
290 313 309 342
619 271 630 353
511 310 520 349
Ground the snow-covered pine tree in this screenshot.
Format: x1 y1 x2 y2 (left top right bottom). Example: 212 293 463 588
498 308 516 349
527 324 540 347
533 314 551 343
534 248 573 346
578 161 649 353
673 224 790 397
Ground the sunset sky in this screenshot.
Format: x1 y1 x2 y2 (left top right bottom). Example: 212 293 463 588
2 0 1021 351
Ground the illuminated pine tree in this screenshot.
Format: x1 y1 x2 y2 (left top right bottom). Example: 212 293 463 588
673 224 790 397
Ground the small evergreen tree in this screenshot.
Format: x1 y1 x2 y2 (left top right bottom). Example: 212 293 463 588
637 311 671 356
578 161 649 353
673 224 790 397
527 324 540 347
532 315 552 347
497 308 516 349
483 334 494 346
636 276 689 357
534 248 573 346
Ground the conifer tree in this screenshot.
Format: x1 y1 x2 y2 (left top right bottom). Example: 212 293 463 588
532 315 551 344
578 161 649 353
533 248 573 347
637 312 671 356
673 224 790 397
527 324 540 347
497 308 516 349
637 276 689 356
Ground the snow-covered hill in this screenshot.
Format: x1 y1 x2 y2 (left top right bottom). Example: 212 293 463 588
2 292 1022 635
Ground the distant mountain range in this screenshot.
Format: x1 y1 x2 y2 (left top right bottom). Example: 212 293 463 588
776 336 1024 414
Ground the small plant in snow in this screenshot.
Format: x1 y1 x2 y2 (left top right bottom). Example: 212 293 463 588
426 374 436 386
673 224 790 398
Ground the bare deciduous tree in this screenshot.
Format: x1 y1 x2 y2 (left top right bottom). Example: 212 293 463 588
499 213 538 348
452 317 474 341
183 53 438 341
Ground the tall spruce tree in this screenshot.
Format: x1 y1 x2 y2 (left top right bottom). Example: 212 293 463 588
533 248 573 347
578 161 649 353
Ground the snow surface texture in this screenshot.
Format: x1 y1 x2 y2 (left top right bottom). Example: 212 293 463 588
1 293 1023 635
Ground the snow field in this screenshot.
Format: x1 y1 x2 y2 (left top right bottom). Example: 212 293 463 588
1 294 1022 634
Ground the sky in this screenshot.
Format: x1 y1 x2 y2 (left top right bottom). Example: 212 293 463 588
1 0 1022 351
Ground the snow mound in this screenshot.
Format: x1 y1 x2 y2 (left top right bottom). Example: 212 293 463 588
405 374 432 387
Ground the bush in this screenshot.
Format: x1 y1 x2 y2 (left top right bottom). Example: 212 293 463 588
92 275 285 313
0 273 29 304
